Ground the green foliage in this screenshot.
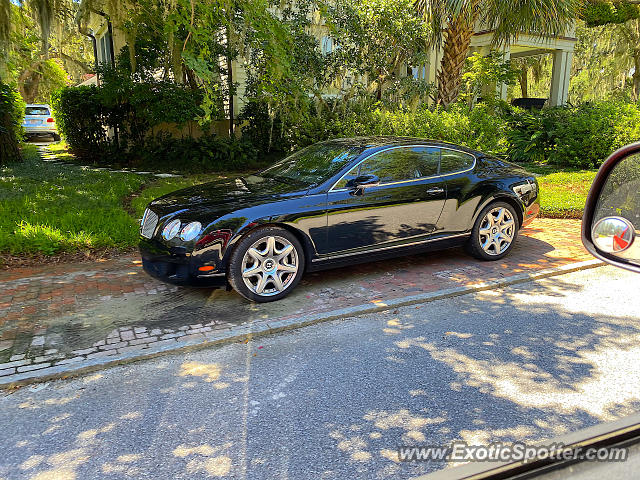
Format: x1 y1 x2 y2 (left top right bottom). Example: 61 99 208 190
3 2 91 103
0 143 226 256
582 1 640 27
242 97 514 157
325 0 432 101
522 163 597 218
0 81 25 147
136 134 260 173
460 51 519 107
51 85 109 158
0 144 147 255
52 73 204 160
507 102 640 168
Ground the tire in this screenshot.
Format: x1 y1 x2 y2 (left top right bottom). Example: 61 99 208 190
52 133 61 141
466 201 519 261
228 226 305 302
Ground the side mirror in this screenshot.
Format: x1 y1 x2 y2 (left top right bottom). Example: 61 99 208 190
347 174 380 190
582 142 640 273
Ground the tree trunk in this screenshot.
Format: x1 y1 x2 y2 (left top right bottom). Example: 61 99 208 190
436 14 476 108
633 51 640 102
519 66 528 98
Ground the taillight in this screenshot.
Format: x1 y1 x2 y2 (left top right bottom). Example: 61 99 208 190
46 117 55 123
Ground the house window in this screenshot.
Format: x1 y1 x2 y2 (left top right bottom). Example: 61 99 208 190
410 65 426 80
97 31 113 65
321 36 334 55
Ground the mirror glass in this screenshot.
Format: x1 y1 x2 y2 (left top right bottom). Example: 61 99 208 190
593 152 640 265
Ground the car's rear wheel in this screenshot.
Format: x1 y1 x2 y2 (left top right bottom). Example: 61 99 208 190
467 202 519 261
52 133 61 141
228 226 305 303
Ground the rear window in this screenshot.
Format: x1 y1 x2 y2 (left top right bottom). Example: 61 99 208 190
25 107 50 116
440 149 475 174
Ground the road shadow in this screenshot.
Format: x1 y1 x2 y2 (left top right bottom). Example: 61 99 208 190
2 269 639 480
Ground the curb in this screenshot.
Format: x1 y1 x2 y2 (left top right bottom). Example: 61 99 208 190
0 259 604 389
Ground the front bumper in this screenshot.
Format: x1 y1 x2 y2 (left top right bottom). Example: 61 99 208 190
522 201 540 227
139 241 227 288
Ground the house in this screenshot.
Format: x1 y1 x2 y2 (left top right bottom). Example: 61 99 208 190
77 2 576 124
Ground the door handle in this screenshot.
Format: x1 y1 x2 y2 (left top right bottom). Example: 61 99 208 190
427 187 445 195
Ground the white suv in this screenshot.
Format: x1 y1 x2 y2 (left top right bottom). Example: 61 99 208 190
23 104 60 141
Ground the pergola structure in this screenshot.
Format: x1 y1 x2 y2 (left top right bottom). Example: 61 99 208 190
418 23 577 106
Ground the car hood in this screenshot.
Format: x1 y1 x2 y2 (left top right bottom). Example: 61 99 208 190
148 176 310 221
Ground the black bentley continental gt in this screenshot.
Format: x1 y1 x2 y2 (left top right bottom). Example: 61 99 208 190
139 137 539 302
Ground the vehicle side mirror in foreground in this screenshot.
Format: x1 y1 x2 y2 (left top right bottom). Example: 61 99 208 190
582 142 640 273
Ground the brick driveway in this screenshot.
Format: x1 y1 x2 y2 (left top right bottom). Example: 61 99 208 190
0 219 593 381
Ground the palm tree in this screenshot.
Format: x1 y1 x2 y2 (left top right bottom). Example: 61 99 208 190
416 0 580 108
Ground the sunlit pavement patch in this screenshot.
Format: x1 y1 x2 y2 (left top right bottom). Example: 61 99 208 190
0 219 602 387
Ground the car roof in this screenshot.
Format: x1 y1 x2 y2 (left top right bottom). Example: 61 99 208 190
322 136 480 155
25 104 51 108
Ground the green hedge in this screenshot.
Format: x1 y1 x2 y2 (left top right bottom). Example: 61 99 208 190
0 82 26 165
506 102 640 168
248 99 640 169
52 76 640 173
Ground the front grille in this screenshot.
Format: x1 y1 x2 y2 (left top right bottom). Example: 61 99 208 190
140 208 159 239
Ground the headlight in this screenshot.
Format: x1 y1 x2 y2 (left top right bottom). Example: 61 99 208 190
180 221 202 241
162 219 182 240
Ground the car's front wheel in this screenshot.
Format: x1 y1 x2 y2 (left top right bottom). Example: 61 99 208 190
228 226 305 302
467 202 519 261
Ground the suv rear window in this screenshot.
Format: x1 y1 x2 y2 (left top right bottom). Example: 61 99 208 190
25 107 50 116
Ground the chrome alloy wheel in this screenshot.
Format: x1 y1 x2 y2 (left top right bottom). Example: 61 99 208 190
241 236 299 297
479 207 516 256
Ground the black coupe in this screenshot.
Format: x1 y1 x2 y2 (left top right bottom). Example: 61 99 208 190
139 137 539 302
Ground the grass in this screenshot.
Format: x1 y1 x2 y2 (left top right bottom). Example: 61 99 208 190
522 163 598 219
0 143 596 260
0 144 221 258
47 140 75 163
0 144 146 255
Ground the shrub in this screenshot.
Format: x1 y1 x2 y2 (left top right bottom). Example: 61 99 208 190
51 86 111 158
507 102 640 168
244 99 514 157
50 73 263 172
0 82 26 165
137 134 259 173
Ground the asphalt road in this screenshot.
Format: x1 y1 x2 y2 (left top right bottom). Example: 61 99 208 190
1 265 640 480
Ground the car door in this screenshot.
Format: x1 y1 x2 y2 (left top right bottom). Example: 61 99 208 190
325 146 448 255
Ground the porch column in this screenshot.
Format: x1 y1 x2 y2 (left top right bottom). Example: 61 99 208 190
425 46 442 107
498 47 511 101
550 49 573 106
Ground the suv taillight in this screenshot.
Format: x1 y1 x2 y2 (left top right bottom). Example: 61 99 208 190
46 117 55 123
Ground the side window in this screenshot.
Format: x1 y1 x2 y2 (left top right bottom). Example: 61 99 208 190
333 146 442 189
358 149 421 183
415 147 440 178
440 149 475 175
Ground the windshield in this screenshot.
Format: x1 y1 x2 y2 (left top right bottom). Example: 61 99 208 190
258 141 363 187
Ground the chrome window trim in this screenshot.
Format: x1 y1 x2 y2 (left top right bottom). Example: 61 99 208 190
311 233 470 263
328 145 477 192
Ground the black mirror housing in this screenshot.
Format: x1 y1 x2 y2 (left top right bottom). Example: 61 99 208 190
582 141 640 273
347 174 380 189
